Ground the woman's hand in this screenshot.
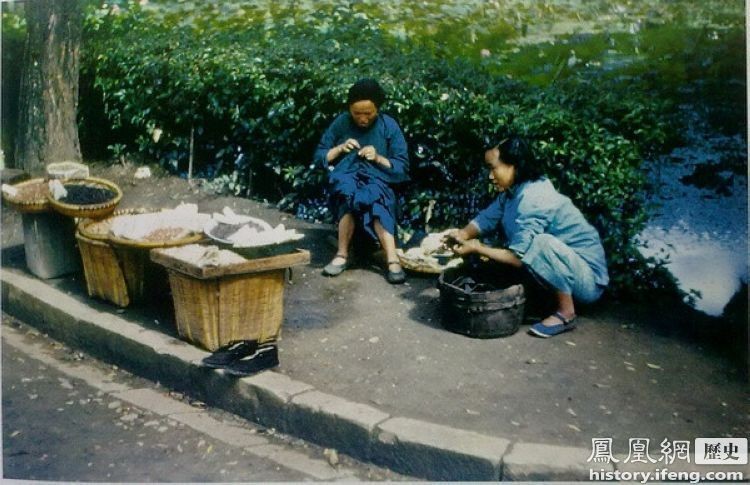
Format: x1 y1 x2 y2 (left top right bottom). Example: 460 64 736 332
341 138 361 154
358 145 378 161
451 238 483 257
444 228 472 246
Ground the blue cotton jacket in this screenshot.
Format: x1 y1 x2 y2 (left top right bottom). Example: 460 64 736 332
471 178 609 287
313 112 410 184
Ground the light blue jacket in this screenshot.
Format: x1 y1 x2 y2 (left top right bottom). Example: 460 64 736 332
471 178 609 287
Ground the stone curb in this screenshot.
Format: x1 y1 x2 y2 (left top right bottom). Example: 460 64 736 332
1 267 606 480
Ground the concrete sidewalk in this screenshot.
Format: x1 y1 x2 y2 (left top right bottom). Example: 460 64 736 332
1 164 747 480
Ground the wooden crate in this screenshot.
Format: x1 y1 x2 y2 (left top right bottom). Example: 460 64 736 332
150 248 310 351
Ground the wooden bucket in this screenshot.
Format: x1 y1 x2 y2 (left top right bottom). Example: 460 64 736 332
437 267 526 338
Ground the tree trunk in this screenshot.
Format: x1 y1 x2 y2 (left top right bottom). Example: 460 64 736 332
15 0 83 174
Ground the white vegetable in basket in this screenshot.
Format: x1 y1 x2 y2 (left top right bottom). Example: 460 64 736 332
212 207 273 231
420 229 455 254
1 184 18 197
229 223 304 248
109 204 210 240
48 179 68 200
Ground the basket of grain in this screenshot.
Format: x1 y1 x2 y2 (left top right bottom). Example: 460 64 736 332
2 178 51 214
106 206 210 304
47 177 122 219
75 208 158 307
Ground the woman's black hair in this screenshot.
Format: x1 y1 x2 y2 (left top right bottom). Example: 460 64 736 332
483 134 544 184
347 78 386 108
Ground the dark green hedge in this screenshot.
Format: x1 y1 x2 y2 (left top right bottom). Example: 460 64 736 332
1 11 26 166
80 3 675 295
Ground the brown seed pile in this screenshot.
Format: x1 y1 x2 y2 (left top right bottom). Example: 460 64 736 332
82 220 112 237
143 227 189 242
11 181 48 203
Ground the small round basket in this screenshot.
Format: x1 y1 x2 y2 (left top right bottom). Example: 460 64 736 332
397 249 462 275
2 178 50 214
48 177 123 219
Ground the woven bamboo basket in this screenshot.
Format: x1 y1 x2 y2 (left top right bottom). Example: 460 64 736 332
168 269 285 351
46 161 89 180
2 178 50 214
106 213 205 304
111 245 173 305
74 209 157 306
397 249 462 274
75 231 130 307
77 207 157 241
151 248 310 351
109 231 205 249
47 177 123 219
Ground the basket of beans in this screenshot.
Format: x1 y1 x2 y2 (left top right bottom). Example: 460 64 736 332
48 177 123 219
1 178 51 213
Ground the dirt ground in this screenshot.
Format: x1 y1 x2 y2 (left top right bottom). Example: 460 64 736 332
2 161 747 451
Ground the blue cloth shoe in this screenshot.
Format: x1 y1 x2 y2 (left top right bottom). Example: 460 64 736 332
528 312 577 338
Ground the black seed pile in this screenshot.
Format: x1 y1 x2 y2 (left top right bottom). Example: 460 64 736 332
60 185 116 205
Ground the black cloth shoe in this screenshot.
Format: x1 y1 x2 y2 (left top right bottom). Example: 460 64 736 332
224 345 279 377
386 260 406 284
202 340 259 368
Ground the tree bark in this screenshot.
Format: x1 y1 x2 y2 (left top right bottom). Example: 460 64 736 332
15 0 83 174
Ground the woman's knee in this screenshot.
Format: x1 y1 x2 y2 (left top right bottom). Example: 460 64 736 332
527 233 563 256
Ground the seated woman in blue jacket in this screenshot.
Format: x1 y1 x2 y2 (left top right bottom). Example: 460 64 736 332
448 136 609 337
314 79 410 284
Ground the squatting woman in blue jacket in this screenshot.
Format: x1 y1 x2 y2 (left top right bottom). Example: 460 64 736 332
449 136 609 337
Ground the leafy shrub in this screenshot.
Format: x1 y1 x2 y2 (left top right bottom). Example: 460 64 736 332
80 2 679 295
1 10 26 165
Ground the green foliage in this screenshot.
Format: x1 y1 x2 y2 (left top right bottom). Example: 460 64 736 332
1 10 26 165
79 1 706 295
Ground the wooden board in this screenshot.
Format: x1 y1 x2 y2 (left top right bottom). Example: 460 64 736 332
150 246 311 279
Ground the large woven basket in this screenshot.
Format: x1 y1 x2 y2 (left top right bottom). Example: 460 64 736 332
113 245 172 305
75 231 130 307
151 248 310 351
2 178 50 214
48 177 122 219
109 231 205 249
77 207 157 241
168 270 285 351
105 212 208 305
75 208 158 307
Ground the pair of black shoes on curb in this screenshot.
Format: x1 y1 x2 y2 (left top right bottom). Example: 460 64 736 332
202 340 278 377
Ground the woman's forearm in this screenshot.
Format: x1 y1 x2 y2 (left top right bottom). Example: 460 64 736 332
475 245 523 268
374 154 392 169
457 224 479 241
326 144 345 163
